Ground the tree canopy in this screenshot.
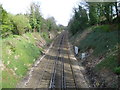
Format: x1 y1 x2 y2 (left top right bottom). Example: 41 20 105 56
1 2 63 38
68 1 120 35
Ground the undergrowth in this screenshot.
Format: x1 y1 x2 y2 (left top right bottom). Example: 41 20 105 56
72 24 119 73
2 32 49 88
79 25 119 57
70 24 119 87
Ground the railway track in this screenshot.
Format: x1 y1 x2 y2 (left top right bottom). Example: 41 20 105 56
62 34 77 89
21 31 88 89
49 32 78 89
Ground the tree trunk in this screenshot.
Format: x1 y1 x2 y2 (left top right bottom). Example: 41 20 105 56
115 2 119 19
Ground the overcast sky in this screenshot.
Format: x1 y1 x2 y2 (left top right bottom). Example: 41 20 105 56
0 0 81 26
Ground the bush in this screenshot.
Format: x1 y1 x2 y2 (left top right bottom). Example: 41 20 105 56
41 32 50 42
11 14 31 35
1 5 14 38
114 67 120 75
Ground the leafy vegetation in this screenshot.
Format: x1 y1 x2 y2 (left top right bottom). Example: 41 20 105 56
41 32 51 42
0 2 64 38
68 1 120 35
68 1 119 77
2 32 45 88
11 14 31 35
0 2 64 88
1 0 120 88
70 23 119 87
114 67 120 75
73 24 118 70
67 1 119 87
68 5 89 35
1 5 14 37
95 55 118 72
79 25 119 56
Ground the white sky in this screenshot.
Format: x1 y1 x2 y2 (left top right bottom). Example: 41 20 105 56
0 0 81 26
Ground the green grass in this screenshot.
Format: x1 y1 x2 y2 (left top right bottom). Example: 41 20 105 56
71 24 119 87
40 32 51 43
95 54 118 72
0 37 2 90
79 25 119 56
2 32 48 88
114 67 120 74
72 24 119 73
2 69 19 88
92 24 119 32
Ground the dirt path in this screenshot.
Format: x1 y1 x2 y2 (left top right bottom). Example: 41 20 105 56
17 31 89 89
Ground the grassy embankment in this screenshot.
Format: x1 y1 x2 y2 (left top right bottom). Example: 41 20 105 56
71 24 119 86
80 25 119 71
1 32 51 88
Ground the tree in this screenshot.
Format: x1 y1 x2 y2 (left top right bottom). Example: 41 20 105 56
12 14 31 35
88 2 98 25
46 17 57 31
102 2 113 23
29 2 42 32
68 5 88 35
87 2 116 24
0 5 14 38
58 24 65 31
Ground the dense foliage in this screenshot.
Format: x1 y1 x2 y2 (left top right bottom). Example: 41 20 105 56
68 1 120 35
1 2 66 88
1 5 14 37
68 1 120 85
0 2 64 38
